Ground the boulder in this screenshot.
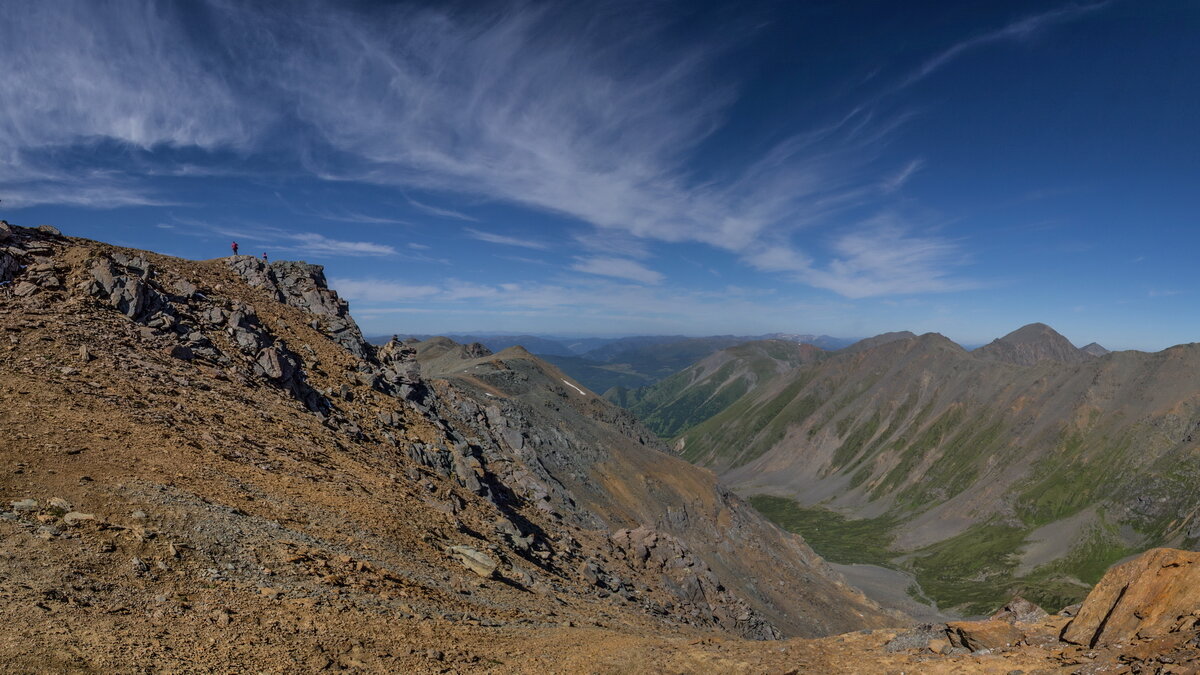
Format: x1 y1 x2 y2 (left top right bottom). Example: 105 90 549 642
62 512 95 526
35 224 62 236
0 221 11 242
1061 547 1200 647
990 596 1048 624
945 620 1025 651
10 498 39 512
447 545 497 579
167 345 195 361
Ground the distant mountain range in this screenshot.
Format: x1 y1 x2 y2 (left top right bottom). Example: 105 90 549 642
368 333 858 393
605 323 1200 615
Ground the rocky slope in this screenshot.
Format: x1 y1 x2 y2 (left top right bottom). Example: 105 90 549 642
0 222 898 671
407 338 882 638
633 324 1200 615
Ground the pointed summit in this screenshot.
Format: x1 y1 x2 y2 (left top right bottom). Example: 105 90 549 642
1081 342 1110 357
975 323 1087 366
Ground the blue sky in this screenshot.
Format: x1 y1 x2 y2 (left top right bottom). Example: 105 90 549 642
2 1 1197 350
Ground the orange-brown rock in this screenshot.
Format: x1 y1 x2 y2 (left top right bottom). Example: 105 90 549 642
945 620 1025 651
1061 547 1200 647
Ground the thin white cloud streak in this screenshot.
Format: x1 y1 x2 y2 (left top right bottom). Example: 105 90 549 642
882 159 924 193
465 227 549 250
286 233 396 257
172 219 398 258
573 231 652 259
313 210 412 225
570 256 664 284
0 180 177 209
900 2 1111 88
330 275 843 332
406 197 478 222
329 279 441 302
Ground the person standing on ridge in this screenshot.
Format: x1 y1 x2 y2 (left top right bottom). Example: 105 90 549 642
231 241 239 256
262 252 268 262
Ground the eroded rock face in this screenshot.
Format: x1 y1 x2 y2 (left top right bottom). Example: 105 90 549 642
1061 547 1200 647
227 257 371 360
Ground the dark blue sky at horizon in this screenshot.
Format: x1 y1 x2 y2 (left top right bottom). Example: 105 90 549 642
2 0 1198 350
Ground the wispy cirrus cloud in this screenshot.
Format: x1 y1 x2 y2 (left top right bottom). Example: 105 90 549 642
803 223 977 298
899 2 1111 88
406 196 478 222
570 256 664 284
171 219 398 258
284 233 396 257
465 227 549 250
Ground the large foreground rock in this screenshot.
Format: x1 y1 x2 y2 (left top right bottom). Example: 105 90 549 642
1062 547 1200 647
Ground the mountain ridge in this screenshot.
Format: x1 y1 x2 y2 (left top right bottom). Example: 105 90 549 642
617 320 1200 613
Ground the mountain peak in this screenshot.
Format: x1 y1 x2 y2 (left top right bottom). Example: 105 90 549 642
976 322 1086 366
1000 322 1065 342
842 331 918 353
1081 342 1110 357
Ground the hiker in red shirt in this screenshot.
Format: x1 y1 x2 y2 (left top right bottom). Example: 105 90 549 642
231 241 239 255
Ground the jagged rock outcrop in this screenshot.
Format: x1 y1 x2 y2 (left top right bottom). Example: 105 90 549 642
228 256 370 360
